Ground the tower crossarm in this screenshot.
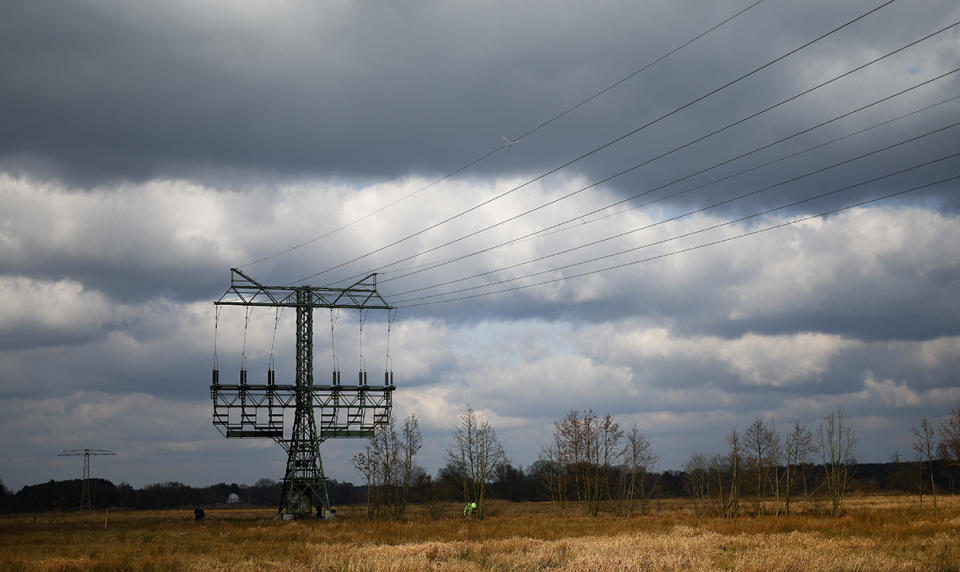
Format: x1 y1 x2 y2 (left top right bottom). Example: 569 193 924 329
215 268 393 310
57 449 116 456
211 384 394 439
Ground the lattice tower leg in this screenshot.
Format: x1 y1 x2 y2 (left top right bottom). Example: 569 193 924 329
279 289 331 518
80 450 92 511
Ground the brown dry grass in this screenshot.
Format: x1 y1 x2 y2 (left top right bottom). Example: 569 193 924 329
2 495 959 571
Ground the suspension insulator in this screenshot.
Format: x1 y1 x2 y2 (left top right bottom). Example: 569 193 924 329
363 371 368 385
389 371 394 385
358 371 363 385
333 371 340 386
212 369 219 386
240 369 247 385
268 369 275 385
384 371 389 386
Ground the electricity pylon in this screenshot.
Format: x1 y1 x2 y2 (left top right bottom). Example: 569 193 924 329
57 448 116 510
211 268 395 519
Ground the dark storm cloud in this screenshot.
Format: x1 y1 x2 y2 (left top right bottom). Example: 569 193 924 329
2 0 957 213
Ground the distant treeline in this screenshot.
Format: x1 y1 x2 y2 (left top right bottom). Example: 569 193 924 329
2 459 958 513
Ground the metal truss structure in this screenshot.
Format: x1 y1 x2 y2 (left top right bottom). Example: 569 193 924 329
212 268 395 519
57 448 116 511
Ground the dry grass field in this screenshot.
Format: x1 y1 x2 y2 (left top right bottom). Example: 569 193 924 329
2 495 959 571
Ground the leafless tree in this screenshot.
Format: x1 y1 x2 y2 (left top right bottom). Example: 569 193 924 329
401 415 423 507
940 402 960 465
817 407 856 516
536 436 566 505
589 413 625 516
536 415 573 506
783 421 816 515
724 427 743 518
352 414 423 521
445 407 507 520
744 417 777 515
913 417 938 515
682 437 740 519
555 409 588 507
682 452 713 517
619 423 659 515
769 422 783 515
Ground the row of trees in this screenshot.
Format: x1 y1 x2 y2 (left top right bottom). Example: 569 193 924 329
8 455 960 515
351 406 858 520
6 404 959 516
0 478 297 512
536 410 657 516
353 407 508 521
392 403 960 521
683 408 855 518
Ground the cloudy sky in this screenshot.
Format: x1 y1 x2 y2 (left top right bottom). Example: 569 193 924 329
2 0 959 492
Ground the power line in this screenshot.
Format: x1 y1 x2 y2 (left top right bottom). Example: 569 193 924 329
239 0 766 270
328 19 954 288
292 0 898 286
377 72 960 285
546 90 960 238
510 0 766 144
388 122 960 299
391 123 960 300
397 168 960 307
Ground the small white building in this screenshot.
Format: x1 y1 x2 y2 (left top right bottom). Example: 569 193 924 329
226 493 241 504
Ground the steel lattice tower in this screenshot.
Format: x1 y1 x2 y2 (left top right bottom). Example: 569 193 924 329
212 269 394 518
57 448 116 511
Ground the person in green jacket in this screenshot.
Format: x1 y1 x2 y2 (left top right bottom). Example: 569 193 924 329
463 501 477 520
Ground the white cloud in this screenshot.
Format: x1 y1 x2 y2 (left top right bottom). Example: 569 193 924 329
861 372 922 407
581 325 859 387
0 277 117 346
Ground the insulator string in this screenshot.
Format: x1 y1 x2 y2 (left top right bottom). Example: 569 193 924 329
269 307 282 371
359 309 368 372
385 309 397 372
241 306 252 371
213 305 221 370
330 308 340 371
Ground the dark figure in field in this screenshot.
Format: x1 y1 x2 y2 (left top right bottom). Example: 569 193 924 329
194 507 205 524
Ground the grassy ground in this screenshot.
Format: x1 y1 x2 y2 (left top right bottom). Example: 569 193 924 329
2 495 959 570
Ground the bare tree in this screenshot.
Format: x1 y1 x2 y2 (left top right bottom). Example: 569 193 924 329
620 423 658 515
588 413 625 516
912 417 938 515
769 422 783 515
400 415 423 511
940 402 960 465
682 452 713 517
352 414 423 521
555 410 588 508
744 417 776 515
724 428 743 518
783 421 815 515
535 438 566 505
817 407 856 517
445 407 507 520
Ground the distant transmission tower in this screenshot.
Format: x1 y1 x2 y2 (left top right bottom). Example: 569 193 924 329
211 268 395 519
57 448 116 510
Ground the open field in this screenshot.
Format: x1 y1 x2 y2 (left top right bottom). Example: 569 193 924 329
2 495 960 571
